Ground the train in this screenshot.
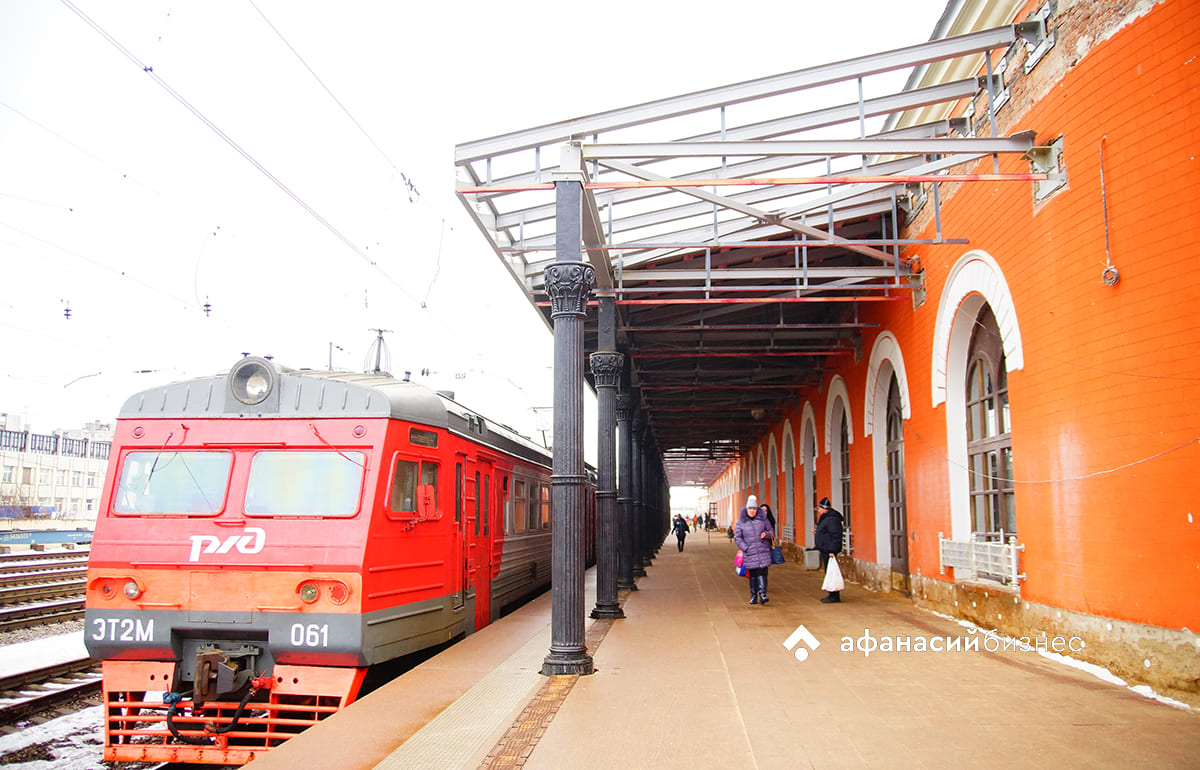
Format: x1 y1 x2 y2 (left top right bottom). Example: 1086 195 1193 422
84 355 594 765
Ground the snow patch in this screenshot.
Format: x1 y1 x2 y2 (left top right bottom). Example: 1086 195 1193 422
920 608 1194 712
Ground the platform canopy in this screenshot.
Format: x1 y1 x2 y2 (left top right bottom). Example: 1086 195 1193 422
455 20 1050 488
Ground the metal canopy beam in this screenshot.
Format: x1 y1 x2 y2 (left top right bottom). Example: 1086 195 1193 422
582 134 1035 160
455 23 1039 489
455 26 1019 162
596 158 899 264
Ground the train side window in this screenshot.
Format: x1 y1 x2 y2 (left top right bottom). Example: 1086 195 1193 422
483 474 490 537
387 456 440 519
390 460 418 512
526 483 539 531
420 463 439 513
512 480 526 533
474 471 481 537
540 485 551 529
113 451 232 516
455 463 463 525
245 451 364 517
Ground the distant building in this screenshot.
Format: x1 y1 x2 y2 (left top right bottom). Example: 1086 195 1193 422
0 413 112 519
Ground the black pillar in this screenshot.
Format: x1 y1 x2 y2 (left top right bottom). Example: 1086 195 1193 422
590 297 623 619
541 176 594 677
616 392 637 591
631 411 647 577
645 450 662 552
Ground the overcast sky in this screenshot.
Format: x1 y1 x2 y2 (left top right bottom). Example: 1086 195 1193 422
0 0 947 447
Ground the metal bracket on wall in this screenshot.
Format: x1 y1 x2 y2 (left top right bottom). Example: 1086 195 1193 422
1016 1 1057 73
1025 136 1067 203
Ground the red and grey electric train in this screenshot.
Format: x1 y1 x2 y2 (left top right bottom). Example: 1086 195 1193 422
84 356 593 765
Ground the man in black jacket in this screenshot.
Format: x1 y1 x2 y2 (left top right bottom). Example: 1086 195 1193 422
813 497 844 603
671 514 689 551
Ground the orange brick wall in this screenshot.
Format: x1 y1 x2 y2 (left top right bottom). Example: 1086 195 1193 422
713 0 1200 631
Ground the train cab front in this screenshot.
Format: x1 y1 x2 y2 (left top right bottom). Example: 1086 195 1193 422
85 356 376 764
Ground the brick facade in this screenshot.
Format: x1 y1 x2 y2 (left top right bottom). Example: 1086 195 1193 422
715 0 1200 704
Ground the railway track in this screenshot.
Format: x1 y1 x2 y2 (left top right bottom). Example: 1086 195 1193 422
0 655 100 725
0 548 89 632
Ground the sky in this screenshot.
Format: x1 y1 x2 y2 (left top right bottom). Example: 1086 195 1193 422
0 0 949 452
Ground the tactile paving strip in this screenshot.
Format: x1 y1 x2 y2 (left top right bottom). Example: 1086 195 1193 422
479 613 619 768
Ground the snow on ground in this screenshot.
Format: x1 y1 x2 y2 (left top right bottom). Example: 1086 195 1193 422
0 631 88 678
924 609 1194 711
0 705 105 769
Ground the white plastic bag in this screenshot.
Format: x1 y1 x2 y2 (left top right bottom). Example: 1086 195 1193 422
822 556 845 592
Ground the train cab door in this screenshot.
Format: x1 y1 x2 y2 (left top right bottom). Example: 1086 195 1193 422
474 460 495 630
460 455 490 631
456 456 473 612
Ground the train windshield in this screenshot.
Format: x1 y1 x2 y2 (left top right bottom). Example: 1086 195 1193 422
113 451 232 515
244 451 365 517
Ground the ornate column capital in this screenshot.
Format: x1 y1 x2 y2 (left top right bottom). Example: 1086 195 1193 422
544 262 595 318
616 393 633 423
589 352 624 389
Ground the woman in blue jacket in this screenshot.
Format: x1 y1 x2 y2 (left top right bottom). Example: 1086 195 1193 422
734 495 775 605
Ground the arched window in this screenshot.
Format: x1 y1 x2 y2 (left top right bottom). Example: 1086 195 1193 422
886 378 908 580
809 432 818 514
966 304 1015 535
839 413 851 534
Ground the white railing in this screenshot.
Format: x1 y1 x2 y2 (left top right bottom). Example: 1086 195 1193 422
939 530 1025 585
842 527 853 555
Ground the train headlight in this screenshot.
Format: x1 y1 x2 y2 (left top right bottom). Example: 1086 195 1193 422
90 576 143 601
298 582 320 603
230 358 275 405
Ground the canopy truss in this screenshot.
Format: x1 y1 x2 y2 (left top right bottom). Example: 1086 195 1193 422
455 23 1051 488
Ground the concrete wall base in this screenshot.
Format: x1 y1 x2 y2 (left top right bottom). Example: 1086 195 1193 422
773 547 1199 708
908 571 1200 709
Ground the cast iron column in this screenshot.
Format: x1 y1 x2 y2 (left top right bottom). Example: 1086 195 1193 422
541 172 595 677
631 410 646 577
616 393 637 592
644 434 660 560
589 296 623 619
640 427 655 567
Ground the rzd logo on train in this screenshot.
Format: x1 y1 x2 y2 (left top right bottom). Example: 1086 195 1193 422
188 527 266 562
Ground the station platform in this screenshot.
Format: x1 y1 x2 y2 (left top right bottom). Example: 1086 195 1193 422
245 532 1200 770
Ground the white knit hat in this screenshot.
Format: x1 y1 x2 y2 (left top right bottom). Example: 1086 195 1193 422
747 495 758 508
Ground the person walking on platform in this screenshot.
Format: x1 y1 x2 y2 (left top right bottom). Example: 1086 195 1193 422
813 497 845 603
734 495 775 605
671 514 689 552
758 502 778 596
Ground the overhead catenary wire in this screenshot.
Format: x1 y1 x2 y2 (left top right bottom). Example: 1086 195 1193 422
55 1 490 355
246 0 458 304
57 0 422 307
0 100 216 226
246 0 461 253
33 3 554 431
247 0 419 205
